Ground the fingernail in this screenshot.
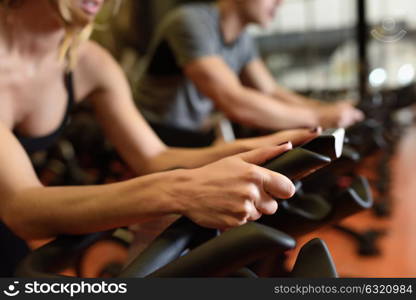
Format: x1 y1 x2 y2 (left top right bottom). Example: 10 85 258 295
288 182 296 198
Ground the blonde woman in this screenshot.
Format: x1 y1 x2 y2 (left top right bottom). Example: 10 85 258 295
0 0 319 275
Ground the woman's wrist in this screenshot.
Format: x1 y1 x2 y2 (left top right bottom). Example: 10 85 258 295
148 168 195 217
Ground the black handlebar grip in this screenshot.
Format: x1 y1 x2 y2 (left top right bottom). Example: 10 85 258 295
147 223 296 277
263 148 332 181
290 238 338 278
260 176 373 238
119 218 217 278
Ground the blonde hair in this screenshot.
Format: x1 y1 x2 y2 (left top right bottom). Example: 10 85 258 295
57 0 94 70
1 0 95 70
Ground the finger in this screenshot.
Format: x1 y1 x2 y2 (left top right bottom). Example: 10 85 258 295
247 203 263 221
273 128 322 147
237 143 292 165
254 191 278 215
337 115 350 128
234 195 262 221
339 110 356 128
218 215 248 230
260 167 296 199
342 110 362 127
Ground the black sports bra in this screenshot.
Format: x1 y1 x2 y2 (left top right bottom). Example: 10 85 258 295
15 72 75 153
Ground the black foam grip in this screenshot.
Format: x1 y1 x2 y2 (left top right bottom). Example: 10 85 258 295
260 176 373 238
291 238 338 278
148 223 296 277
263 148 331 181
119 218 216 278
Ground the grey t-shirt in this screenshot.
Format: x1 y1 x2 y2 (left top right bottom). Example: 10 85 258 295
136 3 259 132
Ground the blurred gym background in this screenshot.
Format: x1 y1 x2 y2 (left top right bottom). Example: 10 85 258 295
29 0 416 277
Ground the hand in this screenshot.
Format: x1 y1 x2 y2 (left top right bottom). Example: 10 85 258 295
314 99 359 107
317 102 364 128
237 128 321 151
335 99 359 106
172 144 295 230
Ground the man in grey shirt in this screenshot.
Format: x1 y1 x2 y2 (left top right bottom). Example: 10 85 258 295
136 0 363 146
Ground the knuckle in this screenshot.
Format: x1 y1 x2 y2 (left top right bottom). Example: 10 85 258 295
233 200 252 218
242 199 254 214
243 165 261 182
240 185 259 201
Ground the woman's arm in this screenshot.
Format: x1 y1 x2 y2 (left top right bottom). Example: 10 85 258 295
0 121 296 239
77 42 319 174
0 121 182 239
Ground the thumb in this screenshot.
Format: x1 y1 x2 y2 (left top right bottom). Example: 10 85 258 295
237 143 292 165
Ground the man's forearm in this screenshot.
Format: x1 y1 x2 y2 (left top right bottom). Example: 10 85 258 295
272 84 323 108
222 86 319 130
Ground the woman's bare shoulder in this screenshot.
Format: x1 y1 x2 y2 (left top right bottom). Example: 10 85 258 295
77 40 118 73
72 41 121 99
